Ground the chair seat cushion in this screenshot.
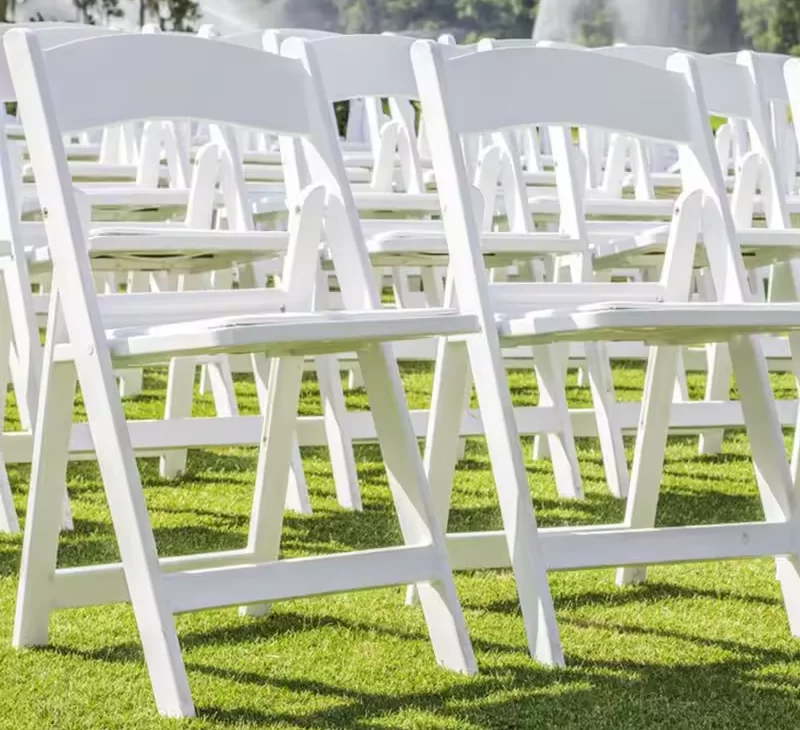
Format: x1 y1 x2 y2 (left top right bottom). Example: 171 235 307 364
499 301 800 345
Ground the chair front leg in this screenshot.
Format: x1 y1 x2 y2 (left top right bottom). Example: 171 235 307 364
466 333 564 665
730 334 800 635
358 343 476 675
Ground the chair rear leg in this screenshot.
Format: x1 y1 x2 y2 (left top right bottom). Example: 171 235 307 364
316 354 362 510
585 342 629 499
13 358 76 646
252 353 311 514
730 334 800 635
617 345 678 586
698 342 730 454
533 344 583 500
206 357 239 417
468 336 564 665
240 355 309 617
0 279 18 533
406 337 470 605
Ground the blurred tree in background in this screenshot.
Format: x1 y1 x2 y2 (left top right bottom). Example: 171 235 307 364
739 0 800 55
773 0 800 54
573 0 615 46
739 0 779 49
335 0 536 39
73 0 124 24
36 0 800 54
141 0 200 30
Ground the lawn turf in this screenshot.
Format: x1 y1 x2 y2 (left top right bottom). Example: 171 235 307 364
0 363 799 728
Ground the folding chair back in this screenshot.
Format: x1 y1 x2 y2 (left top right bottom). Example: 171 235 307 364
413 39 800 671
10 30 478 718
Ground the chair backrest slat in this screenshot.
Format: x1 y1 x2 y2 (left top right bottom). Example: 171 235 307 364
413 40 754 312
284 34 418 102
0 24 121 102
596 45 752 120
436 46 694 142
16 32 312 135
718 50 790 102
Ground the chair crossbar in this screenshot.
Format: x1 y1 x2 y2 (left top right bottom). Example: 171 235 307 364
165 544 439 613
52 548 256 609
447 521 799 572
53 544 440 612
4 398 794 466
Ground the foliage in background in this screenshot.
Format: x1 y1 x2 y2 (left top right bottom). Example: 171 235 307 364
739 0 800 54
9 0 795 52
137 0 201 30
772 0 800 55
571 0 615 46
334 0 537 40
73 0 123 24
739 0 777 50
331 0 800 52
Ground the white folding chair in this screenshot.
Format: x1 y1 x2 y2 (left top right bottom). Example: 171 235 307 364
413 40 800 665
281 33 632 499
587 50 800 457
10 30 478 717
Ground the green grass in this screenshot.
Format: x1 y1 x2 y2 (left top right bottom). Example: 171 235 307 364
1 362 800 728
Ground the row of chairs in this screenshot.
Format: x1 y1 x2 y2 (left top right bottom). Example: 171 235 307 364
2 26 795 525
4 25 800 718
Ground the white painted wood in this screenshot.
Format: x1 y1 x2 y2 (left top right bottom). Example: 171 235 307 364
413 39 800 658
10 29 477 717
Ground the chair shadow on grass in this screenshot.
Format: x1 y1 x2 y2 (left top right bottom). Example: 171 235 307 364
188 611 800 729
33 594 800 728
5 418 797 727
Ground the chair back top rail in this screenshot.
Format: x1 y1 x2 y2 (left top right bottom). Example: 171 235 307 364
0 24 122 103
279 33 418 102
11 31 312 136
224 27 336 50
424 45 695 143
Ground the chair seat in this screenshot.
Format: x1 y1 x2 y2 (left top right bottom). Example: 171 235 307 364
243 163 372 184
21 183 196 209
10 226 291 275
528 194 675 219
62 308 479 364
625 171 736 189
243 149 380 168
353 191 441 213
361 230 583 267
86 228 290 272
498 301 800 345
592 225 800 269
